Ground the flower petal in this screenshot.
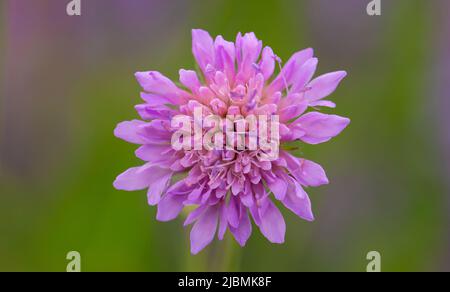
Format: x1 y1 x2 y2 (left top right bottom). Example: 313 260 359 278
215 36 236 81
156 193 186 222
279 101 308 122
236 32 262 82
184 205 208 227
259 46 276 80
135 71 186 105
305 71 347 102
114 120 147 144
135 104 176 120
113 164 152 191
140 93 169 106
291 57 318 93
258 199 286 244
179 69 201 94
192 29 215 74
265 171 288 201
230 205 252 247
190 206 219 255
282 177 314 221
267 48 314 95
227 196 240 228
292 112 350 144
135 144 173 162
309 100 336 108
282 152 329 187
218 202 228 240
146 167 173 206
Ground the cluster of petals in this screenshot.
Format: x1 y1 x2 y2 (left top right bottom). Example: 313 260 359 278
114 29 350 254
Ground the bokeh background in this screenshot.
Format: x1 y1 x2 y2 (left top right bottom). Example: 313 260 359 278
1 0 449 272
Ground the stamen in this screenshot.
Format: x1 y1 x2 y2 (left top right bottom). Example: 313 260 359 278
273 55 290 95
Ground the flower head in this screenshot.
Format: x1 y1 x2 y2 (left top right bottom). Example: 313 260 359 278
114 29 350 254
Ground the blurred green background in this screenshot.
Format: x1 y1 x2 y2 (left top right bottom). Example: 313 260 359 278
1 0 449 272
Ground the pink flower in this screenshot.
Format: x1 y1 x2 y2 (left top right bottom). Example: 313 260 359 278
114 29 350 254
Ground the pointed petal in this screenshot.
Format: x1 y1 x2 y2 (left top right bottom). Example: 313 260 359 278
218 202 228 240
259 46 275 80
282 178 314 221
184 205 208 226
215 36 236 81
135 71 186 105
292 112 350 144
192 29 215 73
291 57 318 93
190 206 219 255
227 196 240 228
230 205 252 247
156 193 186 222
114 120 147 144
267 48 314 94
309 100 336 108
236 32 262 82
282 152 329 187
135 104 176 120
135 144 173 162
113 164 152 191
258 199 286 244
146 167 173 206
266 171 288 201
179 69 201 94
305 71 347 102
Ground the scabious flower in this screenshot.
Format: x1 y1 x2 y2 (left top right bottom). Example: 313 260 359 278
114 29 350 254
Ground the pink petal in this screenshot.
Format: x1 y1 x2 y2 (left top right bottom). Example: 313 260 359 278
282 177 314 221
135 104 175 120
258 199 286 244
113 164 152 191
156 193 185 222
305 71 347 102
309 100 336 108
192 29 215 74
135 144 173 162
214 36 236 81
190 206 219 255
259 46 275 80
179 69 201 94
230 205 252 247
114 120 147 144
291 57 318 93
218 202 228 240
135 71 186 105
236 32 262 82
227 196 240 228
292 112 350 144
140 93 169 106
282 152 329 187
138 120 173 144
184 205 208 227
265 171 288 201
279 101 308 122
146 167 173 206
267 48 314 95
